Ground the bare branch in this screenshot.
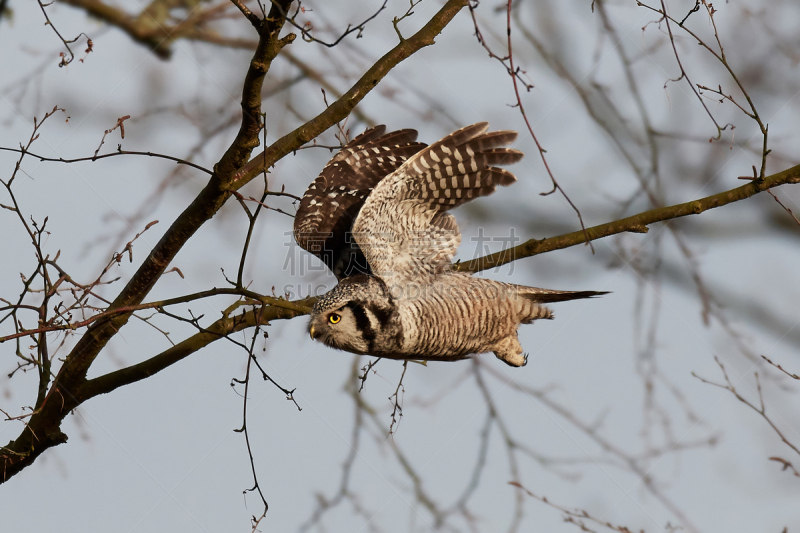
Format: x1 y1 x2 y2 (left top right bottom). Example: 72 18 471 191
693 356 800 458
36 0 93 66
469 0 594 250
1 0 470 482
456 163 800 273
762 356 800 380
0 145 213 175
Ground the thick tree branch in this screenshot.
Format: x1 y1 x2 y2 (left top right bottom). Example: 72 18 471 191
1 0 468 483
58 0 233 58
0 0 294 483
225 0 469 188
79 300 310 398
215 0 295 179
59 0 173 58
0 287 311 344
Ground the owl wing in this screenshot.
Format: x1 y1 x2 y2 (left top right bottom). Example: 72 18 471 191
293 126 427 280
352 123 522 284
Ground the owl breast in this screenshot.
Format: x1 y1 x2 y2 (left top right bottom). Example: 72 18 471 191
391 275 521 360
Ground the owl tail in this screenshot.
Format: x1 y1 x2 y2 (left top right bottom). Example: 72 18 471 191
513 286 607 324
514 285 609 303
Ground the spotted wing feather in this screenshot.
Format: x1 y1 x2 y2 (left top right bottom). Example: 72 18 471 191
294 126 426 279
352 123 523 282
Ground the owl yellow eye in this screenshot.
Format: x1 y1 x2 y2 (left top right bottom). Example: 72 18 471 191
328 313 341 324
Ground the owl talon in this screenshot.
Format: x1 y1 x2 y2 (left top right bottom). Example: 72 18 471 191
523 353 528 366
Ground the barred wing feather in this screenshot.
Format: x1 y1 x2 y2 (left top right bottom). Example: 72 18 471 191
352 123 523 283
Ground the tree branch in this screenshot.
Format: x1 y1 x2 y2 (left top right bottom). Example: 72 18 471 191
79 300 309 399
225 0 469 188
0 0 469 483
455 163 800 273
0 287 311 344
215 0 295 179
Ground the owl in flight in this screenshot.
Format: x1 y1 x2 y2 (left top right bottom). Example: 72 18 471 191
293 123 605 366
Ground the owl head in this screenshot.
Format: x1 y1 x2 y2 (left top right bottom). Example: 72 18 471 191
308 274 396 354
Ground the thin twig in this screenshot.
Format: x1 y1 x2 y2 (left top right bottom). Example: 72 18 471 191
388 360 408 435
469 0 594 250
693 356 800 457
36 0 93 67
0 145 213 175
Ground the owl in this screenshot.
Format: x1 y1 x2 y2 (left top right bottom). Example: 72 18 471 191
293 123 605 366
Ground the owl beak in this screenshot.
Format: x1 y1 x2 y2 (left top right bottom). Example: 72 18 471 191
309 325 316 340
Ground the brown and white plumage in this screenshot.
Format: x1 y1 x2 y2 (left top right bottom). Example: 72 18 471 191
297 123 606 367
352 123 522 284
293 126 425 279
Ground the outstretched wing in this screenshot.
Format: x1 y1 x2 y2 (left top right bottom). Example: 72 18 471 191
352 123 523 284
293 126 426 279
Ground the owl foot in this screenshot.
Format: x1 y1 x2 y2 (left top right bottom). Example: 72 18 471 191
496 352 526 367
493 336 526 367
